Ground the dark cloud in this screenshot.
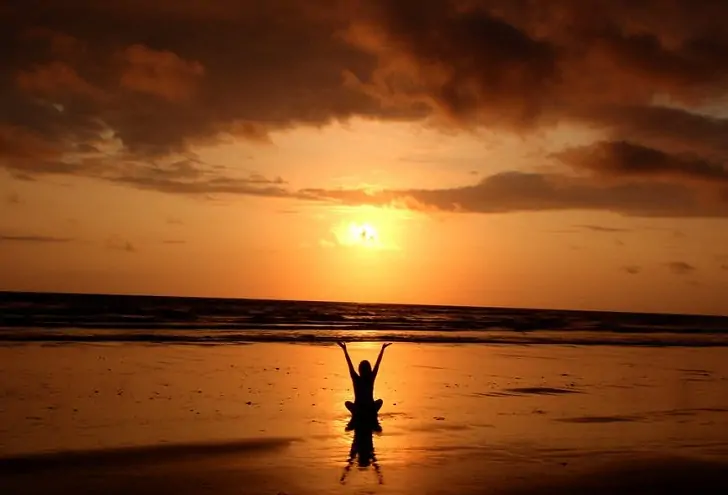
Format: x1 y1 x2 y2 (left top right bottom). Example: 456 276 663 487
162 239 186 245
0 234 72 243
721 264 728 271
301 172 728 218
6 192 20 204
16 60 103 99
622 265 642 275
119 44 205 102
665 261 696 275
499 0 728 101
349 0 728 193
2 0 728 211
346 0 557 127
586 105 728 161
577 225 631 233
0 0 388 194
557 141 728 183
349 1 728 139
0 1 383 160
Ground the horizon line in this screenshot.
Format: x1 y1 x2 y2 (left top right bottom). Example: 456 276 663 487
0 289 725 320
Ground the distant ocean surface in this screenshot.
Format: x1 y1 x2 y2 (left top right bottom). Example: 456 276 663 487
1 291 728 347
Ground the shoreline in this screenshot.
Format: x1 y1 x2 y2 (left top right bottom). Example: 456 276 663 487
3 330 728 347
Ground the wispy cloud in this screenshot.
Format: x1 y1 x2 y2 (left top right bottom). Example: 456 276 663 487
576 225 632 233
106 237 136 253
107 167 289 197
643 227 687 238
665 261 696 276
162 239 186 245
301 172 728 218
543 229 579 235
622 265 642 275
0 234 72 243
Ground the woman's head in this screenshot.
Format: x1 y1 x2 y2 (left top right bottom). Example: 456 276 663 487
358 359 372 377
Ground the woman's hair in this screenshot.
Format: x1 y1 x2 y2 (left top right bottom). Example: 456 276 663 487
358 359 372 377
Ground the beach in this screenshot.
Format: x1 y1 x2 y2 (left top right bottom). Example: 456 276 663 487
2 342 728 494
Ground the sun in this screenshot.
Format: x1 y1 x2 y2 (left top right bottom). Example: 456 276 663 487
329 217 392 251
347 222 380 248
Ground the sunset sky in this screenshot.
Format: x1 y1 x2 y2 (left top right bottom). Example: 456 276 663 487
2 1 728 315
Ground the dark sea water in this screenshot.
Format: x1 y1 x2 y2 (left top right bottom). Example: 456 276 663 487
1 291 728 346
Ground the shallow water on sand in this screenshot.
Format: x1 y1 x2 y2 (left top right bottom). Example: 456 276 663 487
1 343 728 494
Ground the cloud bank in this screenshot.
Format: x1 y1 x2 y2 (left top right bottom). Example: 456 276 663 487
2 1 728 215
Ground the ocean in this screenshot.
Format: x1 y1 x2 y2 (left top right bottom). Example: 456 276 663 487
2 291 727 346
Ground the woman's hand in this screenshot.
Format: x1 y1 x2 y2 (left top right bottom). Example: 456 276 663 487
337 341 347 349
382 343 392 349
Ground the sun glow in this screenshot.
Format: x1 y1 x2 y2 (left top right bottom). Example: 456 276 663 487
329 221 384 249
349 223 379 247
323 206 412 253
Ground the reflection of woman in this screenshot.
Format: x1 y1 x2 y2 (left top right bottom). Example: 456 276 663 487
337 342 392 418
340 426 383 485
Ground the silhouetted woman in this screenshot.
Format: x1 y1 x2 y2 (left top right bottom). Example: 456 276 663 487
337 342 391 419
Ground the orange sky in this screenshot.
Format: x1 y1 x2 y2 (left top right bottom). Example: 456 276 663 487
1 1 728 315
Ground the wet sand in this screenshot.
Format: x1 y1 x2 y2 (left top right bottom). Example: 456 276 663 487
1 343 728 493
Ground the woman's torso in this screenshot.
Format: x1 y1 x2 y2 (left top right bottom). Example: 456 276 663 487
353 375 374 404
